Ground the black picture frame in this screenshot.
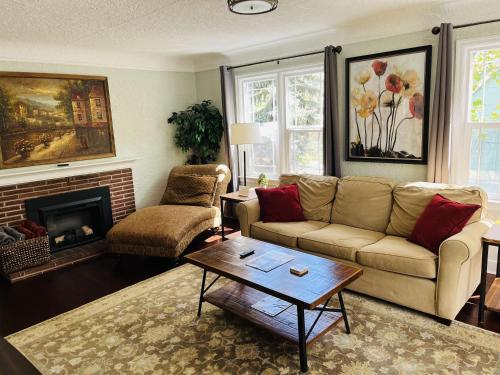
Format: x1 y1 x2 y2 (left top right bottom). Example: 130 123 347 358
345 45 432 164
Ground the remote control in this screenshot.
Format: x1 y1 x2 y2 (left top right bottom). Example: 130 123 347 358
239 250 255 258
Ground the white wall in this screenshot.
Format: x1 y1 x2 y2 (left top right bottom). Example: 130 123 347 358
195 22 500 183
0 61 197 208
194 23 500 274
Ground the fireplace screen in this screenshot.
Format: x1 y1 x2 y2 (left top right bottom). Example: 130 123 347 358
25 187 113 252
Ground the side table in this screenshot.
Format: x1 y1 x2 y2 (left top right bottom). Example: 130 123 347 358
219 190 257 240
479 225 500 325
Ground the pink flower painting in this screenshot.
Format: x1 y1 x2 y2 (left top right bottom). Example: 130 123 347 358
347 46 431 162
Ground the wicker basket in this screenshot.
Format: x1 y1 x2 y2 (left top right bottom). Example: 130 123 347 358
0 236 51 274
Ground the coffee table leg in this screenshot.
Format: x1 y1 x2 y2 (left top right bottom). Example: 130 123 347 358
297 306 308 372
197 269 207 318
338 291 350 334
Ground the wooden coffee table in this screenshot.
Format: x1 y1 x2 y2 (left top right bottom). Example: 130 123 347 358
185 236 363 372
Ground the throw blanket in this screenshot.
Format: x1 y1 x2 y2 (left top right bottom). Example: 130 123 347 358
3 226 25 241
0 229 15 246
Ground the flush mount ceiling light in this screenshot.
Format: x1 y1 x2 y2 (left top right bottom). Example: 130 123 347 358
228 0 278 15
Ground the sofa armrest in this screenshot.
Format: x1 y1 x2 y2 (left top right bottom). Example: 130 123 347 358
436 219 492 319
236 199 260 237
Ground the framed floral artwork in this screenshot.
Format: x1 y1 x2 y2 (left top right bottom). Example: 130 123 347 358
345 46 432 163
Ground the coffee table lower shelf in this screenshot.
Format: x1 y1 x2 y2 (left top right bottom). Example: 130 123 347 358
204 281 343 346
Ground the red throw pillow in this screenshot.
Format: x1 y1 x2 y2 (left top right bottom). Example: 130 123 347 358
408 194 481 254
255 184 306 223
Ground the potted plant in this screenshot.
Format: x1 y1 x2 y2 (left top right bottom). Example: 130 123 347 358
257 173 269 188
168 100 224 164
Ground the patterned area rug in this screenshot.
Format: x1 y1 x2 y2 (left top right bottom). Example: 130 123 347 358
7 264 500 375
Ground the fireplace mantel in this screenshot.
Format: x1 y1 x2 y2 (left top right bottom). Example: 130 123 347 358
0 157 139 187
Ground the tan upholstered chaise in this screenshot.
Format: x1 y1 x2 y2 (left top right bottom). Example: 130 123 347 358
107 164 230 260
237 174 491 324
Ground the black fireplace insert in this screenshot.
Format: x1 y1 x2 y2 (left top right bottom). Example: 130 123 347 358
25 187 113 252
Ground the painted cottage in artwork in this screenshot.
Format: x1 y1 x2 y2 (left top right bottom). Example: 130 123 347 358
71 94 88 125
70 85 108 127
89 85 108 125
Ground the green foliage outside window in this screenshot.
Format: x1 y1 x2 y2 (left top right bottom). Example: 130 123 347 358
470 49 500 122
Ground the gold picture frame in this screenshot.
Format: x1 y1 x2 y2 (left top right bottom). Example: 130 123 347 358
0 72 116 169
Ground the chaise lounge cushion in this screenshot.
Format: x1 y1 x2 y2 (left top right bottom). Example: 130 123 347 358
297 224 385 261
251 220 328 248
357 235 438 279
161 174 218 208
107 205 220 258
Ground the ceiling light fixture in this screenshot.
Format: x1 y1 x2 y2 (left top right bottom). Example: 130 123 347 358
228 0 278 15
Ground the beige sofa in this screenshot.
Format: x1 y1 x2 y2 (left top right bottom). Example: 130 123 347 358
236 175 491 323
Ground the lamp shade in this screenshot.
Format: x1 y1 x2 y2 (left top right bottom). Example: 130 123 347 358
230 123 262 145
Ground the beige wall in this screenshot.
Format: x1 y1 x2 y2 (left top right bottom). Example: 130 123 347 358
0 61 197 208
194 23 500 183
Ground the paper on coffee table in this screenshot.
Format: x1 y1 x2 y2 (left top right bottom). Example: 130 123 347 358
245 251 295 272
251 295 292 317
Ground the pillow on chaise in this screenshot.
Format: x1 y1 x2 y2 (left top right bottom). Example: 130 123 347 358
408 194 481 254
255 184 306 223
161 174 218 208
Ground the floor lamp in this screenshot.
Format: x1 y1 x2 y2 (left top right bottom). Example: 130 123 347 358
230 123 262 196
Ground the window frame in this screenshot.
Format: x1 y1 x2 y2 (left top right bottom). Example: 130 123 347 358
235 64 324 181
452 36 500 209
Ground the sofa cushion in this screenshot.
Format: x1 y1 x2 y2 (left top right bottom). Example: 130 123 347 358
386 182 487 238
279 174 338 222
255 184 306 223
331 176 395 232
251 220 328 248
298 224 385 261
357 236 438 279
408 194 481 253
161 174 218 207
107 205 220 257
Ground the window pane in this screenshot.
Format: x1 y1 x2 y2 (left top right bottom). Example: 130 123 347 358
243 79 276 123
469 127 500 199
289 130 323 175
468 48 500 123
240 78 279 178
249 124 279 177
285 72 324 128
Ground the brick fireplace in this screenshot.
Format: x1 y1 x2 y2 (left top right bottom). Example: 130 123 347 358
0 168 135 227
0 168 135 282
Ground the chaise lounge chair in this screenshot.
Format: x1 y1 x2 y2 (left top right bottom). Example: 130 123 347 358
106 164 231 261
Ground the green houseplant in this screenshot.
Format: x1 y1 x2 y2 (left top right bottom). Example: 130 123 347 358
257 173 269 188
168 100 224 164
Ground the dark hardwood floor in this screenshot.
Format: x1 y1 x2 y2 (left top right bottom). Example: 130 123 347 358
0 227 498 373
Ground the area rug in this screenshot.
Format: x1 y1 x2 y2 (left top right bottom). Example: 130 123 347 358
7 264 500 375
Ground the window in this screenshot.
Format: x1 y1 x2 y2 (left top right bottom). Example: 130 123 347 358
237 67 324 179
95 98 101 107
77 114 83 121
97 111 103 120
453 38 500 201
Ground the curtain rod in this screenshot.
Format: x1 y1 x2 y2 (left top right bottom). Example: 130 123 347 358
432 18 500 34
227 45 342 71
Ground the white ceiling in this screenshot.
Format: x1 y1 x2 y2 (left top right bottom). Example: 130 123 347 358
0 0 499 71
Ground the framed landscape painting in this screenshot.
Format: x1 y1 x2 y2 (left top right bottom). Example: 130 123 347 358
345 46 432 163
0 72 115 169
